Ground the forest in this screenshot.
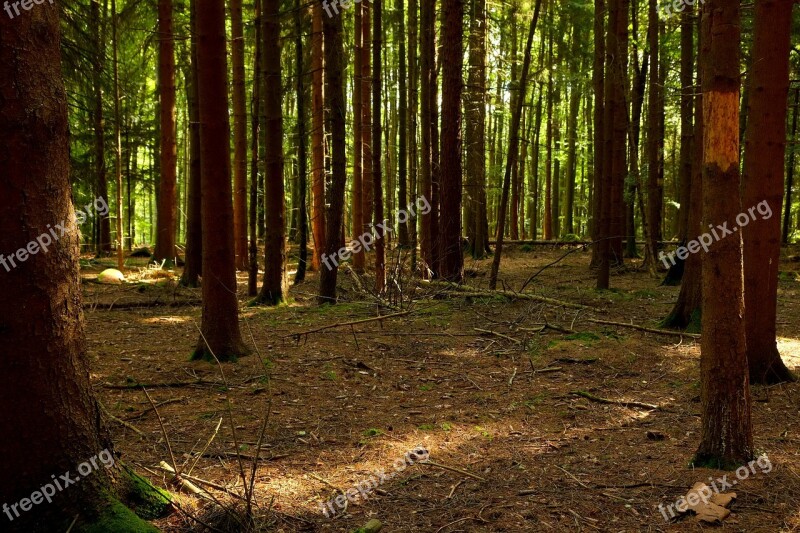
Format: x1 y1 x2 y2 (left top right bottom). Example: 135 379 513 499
1 0 800 531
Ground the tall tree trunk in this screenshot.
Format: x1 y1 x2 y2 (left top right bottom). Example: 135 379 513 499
564 33 581 236
181 0 202 288
311 2 326 271
373 0 386 292
257 0 288 305
155 0 178 266
742 0 795 385
646 0 663 265
409 0 420 268
590 0 605 266
362 3 374 241
695 0 753 467
439 0 465 282
318 0 348 304
397 0 410 248
543 12 554 241
489 0 543 289
294 0 309 285
231 0 248 271
0 8 164 529
353 0 365 272
193 0 249 361
677 5 694 243
419 0 435 275
663 7 702 329
112 0 124 270
248 0 262 295
91 0 111 257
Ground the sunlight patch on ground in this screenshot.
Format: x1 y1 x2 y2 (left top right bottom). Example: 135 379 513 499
777 337 800 369
141 315 190 324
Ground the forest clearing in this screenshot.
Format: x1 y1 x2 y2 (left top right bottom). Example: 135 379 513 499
2 0 800 531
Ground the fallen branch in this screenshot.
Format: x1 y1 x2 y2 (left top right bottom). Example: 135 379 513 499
572 391 661 411
474 328 521 344
424 281 596 311
419 460 486 482
286 310 411 340
587 318 700 339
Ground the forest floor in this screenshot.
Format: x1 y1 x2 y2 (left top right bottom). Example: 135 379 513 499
82 244 800 533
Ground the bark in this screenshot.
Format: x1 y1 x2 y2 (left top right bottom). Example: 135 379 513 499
419 0 435 275
248 0 262 296
231 0 248 271
91 0 111 257
409 0 420 268
742 0 795 385
0 8 160 529
318 0 348 304
362 3 374 239
590 0 605 266
353 1 365 272
398 0 410 247
783 87 799 244
181 0 202 288
439 0 465 282
155 0 178 266
193 0 249 361
489 0 543 289
646 0 664 263
695 0 753 467
311 2 326 270
257 0 288 305
677 6 694 242
294 0 309 285
373 0 386 292
544 13 554 241
111 0 124 270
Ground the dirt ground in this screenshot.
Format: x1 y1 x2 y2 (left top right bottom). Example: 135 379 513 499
84 245 800 532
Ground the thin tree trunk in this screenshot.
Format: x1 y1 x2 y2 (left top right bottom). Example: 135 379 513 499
248 0 262 296
155 0 178 266
91 0 111 256
373 0 386 292
294 0 309 285
353 0 365 272
311 2 326 271
112 0 124 270
782 87 799 244
231 0 248 271
489 0 543 289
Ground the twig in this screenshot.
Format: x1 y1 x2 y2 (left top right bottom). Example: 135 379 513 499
98 401 146 437
572 391 661 411
124 398 184 421
419 461 486 482
474 328 521 344
286 310 411 339
587 318 700 339
143 387 180 478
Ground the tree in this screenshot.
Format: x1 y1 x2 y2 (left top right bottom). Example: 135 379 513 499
0 8 164 529
193 0 249 361
439 0 465 282
419 0 435 275
590 0 605 267
181 0 202 288
248 0 263 295
489 0 542 289
294 0 309 285
91 0 112 257
373 0 386 292
257 0 289 305
353 0 365 272
397 0 410 248
154 0 178 266
311 2 326 271
465 0 488 259
318 0 348 304
695 0 753 467
646 0 663 266
231 0 249 271
742 0 796 384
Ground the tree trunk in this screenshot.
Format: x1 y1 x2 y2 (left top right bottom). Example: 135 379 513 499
352 0 365 272
419 0 435 275
695 0 753 468
489 0 543 289
257 0 288 305
181 0 202 288
231 0 248 271
409 0 420 268
318 0 348 304
373 0 386 292
248 0 262 296
783 87 799 244
397 0 410 248
439 0 465 282
155 0 178 266
0 9 162 529
294 0 309 285
646 0 663 265
362 3 374 241
590 0 605 266
742 0 795 385
192 0 249 361
91 0 112 257
112 0 124 270
311 2 326 271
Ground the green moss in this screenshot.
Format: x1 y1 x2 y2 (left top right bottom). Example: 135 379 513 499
78 500 160 533
119 466 173 520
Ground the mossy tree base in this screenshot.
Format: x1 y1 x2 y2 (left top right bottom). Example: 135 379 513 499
661 306 701 334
